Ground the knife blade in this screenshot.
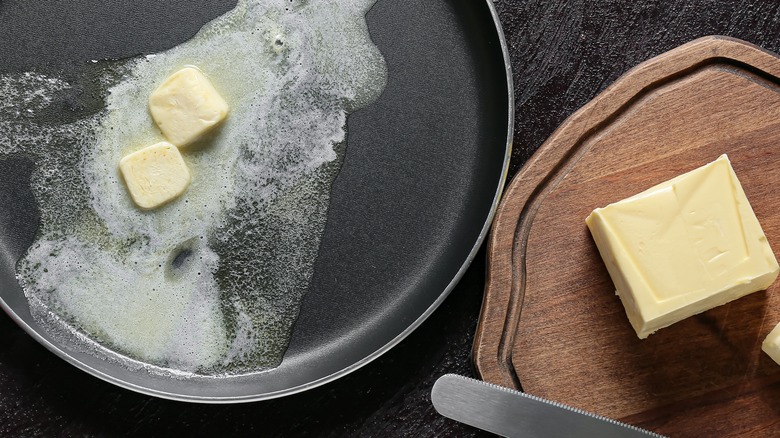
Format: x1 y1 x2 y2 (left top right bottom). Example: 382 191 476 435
431 374 666 438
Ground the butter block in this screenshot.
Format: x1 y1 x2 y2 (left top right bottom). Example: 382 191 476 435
762 322 780 366
119 142 191 209
148 67 229 147
586 155 779 338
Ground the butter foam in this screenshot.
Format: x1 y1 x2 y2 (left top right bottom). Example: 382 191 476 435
0 0 387 375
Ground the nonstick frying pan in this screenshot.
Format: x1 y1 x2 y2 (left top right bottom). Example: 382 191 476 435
0 0 512 402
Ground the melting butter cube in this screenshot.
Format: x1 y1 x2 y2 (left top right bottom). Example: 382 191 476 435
763 323 780 365
148 67 229 147
586 155 779 338
119 142 191 209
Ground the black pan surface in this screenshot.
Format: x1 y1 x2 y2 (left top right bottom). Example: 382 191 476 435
0 0 511 401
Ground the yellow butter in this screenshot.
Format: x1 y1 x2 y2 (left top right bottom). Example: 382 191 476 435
148 67 229 148
763 323 780 365
119 142 191 209
586 155 779 338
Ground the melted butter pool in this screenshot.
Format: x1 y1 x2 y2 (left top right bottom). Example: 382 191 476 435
0 0 387 375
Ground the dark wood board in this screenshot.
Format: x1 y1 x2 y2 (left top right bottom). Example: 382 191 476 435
474 36 780 437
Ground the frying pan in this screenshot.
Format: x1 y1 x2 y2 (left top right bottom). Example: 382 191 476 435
0 0 512 402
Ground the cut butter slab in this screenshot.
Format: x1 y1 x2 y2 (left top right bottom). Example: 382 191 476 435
119 142 191 210
586 155 778 339
148 67 229 148
763 323 780 365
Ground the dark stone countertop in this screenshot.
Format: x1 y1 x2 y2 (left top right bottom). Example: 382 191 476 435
5 0 780 436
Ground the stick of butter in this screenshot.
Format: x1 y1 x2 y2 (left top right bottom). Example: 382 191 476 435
586 155 779 338
119 142 191 210
148 67 229 148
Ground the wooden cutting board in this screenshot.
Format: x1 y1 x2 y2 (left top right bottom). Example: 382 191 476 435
473 36 780 437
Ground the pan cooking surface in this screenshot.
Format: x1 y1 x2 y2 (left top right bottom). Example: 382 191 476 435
0 0 511 401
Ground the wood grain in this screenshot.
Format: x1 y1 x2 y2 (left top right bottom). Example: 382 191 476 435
474 36 780 437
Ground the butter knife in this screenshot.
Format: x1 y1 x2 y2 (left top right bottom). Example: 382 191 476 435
431 374 666 438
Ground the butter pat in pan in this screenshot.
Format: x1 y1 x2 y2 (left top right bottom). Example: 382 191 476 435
119 142 191 210
149 67 229 148
586 155 778 338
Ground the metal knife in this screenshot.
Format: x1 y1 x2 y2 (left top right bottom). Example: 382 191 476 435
431 374 666 438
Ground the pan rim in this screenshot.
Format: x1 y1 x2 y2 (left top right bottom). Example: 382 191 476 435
0 0 514 403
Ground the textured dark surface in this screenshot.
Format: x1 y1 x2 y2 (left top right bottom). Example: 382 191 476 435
3 0 780 436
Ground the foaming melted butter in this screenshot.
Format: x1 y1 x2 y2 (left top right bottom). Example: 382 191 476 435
0 0 387 375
